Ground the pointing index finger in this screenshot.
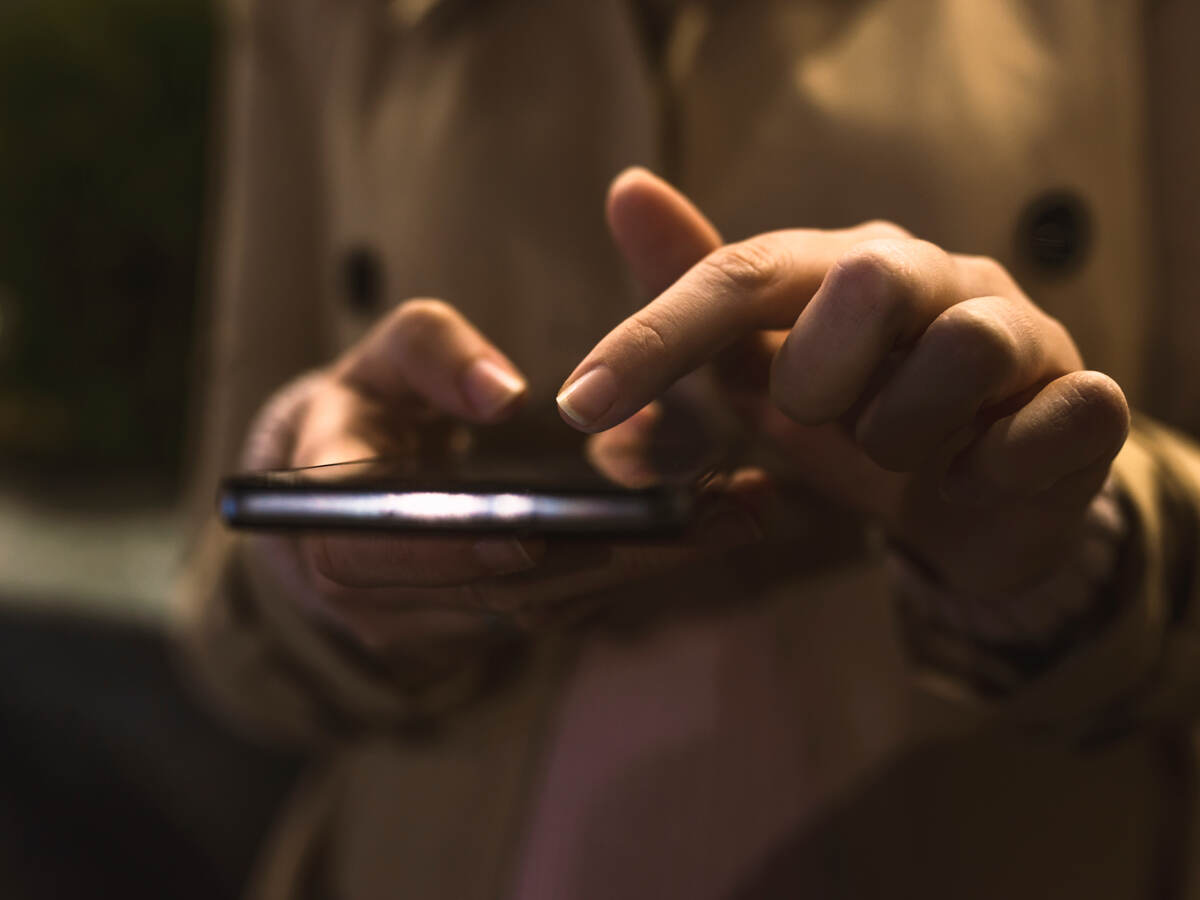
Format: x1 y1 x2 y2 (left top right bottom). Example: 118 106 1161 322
557 230 854 432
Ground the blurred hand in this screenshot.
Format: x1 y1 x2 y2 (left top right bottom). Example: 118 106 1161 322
242 299 770 666
558 169 1130 594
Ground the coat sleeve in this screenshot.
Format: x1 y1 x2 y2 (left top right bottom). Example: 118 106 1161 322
899 416 1200 744
175 372 525 746
173 1 381 745
173 0 327 744
186 0 325 507
175 2 525 746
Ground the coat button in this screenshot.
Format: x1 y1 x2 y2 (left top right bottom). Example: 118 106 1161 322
340 245 384 313
1015 190 1092 277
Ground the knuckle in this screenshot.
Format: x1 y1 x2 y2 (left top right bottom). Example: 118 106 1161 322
391 298 457 344
832 240 914 285
928 301 1023 385
703 239 782 293
624 310 671 355
965 254 1009 284
856 219 912 241
826 241 919 321
395 297 453 322
958 254 1016 295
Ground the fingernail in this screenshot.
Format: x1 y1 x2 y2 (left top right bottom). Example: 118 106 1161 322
473 538 537 574
462 358 526 418
557 366 617 429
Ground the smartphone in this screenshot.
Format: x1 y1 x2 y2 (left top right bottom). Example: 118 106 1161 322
219 416 730 538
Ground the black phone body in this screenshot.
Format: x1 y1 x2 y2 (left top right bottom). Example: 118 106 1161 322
219 423 729 537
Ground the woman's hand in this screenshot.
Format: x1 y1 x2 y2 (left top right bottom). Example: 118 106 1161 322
240 299 769 664
559 169 1130 594
241 299 539 666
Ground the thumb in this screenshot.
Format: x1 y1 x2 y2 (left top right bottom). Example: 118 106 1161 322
336 299 528 424
606 167 723 296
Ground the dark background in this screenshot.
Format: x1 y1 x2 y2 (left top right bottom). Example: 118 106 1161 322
0 0 214 483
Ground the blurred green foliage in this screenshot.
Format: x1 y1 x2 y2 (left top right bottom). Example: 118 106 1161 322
0 0 214 477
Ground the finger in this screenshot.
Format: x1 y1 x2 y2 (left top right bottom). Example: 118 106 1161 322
940 370 1129 504
477 473 771 621
307 468 782 629
337 299 528 423
854 295 1081 472
304 532 545 589
608 170 789 399
557 222 909 432
248 532 524 650
606 167 723 295
315 605 507 656
310 537 696 622
769 239 1003 425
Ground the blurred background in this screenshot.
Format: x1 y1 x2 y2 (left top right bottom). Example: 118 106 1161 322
0 0 215 617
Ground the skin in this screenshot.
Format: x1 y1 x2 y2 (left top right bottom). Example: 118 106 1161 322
242 225 780 662
560 168 1131 596
245 168 1130 662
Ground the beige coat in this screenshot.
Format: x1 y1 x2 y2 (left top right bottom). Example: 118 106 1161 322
180 1 1200 897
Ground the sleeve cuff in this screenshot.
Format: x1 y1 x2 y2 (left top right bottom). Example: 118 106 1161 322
891 476 1128 650
896 434 1171 742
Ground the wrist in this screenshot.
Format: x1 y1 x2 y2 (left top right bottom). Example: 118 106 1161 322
889 477 1128 648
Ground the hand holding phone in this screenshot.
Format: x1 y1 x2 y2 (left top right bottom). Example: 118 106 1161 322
222 393 732 538
233 300 769 655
